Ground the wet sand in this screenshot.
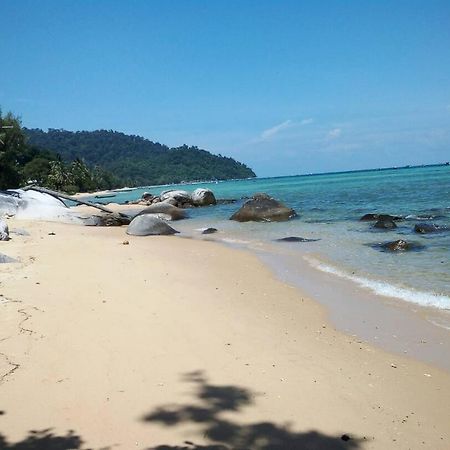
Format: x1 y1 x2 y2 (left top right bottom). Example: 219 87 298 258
0 218 449 449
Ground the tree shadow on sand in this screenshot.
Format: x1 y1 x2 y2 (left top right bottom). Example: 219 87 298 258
142 371 364 450
0 428 83 450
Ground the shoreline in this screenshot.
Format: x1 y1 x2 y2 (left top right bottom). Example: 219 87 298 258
0 218 449 448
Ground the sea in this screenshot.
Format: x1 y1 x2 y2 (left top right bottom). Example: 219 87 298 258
87 164 450 365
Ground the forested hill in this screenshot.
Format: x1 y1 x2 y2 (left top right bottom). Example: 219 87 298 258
24 128 256 186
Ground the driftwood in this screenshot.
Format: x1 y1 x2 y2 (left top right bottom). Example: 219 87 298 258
22 186 130 218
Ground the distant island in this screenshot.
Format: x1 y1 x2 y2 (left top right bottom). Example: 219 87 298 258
24 128 256 187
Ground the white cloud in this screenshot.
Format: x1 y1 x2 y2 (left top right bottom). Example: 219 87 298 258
327 128 342 139
260 120 293 140
259 118 314 142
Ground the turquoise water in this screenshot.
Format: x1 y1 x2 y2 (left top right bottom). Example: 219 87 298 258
89 164 450 310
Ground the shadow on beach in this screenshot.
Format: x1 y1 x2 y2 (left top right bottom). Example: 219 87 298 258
143 370 362 450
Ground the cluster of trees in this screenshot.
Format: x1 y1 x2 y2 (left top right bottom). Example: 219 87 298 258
25 128 256 186
0 110 119 193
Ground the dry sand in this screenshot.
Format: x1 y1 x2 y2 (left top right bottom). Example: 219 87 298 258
0 218 449 449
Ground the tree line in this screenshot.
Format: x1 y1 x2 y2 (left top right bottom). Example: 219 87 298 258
0 110 119 193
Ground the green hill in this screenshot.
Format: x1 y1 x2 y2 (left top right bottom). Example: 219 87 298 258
24 128 256 186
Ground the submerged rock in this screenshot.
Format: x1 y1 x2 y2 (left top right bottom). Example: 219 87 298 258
360 213 402 222
191 188 217 206
136 203 187 221
0 219 10 241
127 215 179 236
414 223 448 234
382 240 411 251
373 218 397 229
276 236 319 242
230 193 297 222
202 227 218 234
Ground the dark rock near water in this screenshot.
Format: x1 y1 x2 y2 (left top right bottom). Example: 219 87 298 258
382 240 411 251
414 223 448 234
127 215 179 236
276 236 320 242
360 213 402 222
136 203 187 221
85 213 130 227
371 239 425 252
202 227 218 235
230 193 297 222
373 218 397 229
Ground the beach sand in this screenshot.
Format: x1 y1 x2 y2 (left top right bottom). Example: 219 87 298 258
0 218 449 449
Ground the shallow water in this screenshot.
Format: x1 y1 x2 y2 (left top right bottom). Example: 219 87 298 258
86 164 450 311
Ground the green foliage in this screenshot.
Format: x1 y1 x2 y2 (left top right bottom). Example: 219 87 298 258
24 128 256 186
0 109 120 192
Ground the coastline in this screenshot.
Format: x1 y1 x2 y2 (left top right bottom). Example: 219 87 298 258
0 218 449 449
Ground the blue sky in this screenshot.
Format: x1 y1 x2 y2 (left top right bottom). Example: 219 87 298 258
1 0 449 176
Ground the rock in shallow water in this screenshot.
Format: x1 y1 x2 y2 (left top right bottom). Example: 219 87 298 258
191 188 216 206
414 223 448 234
202 227 218 234
230 193 297 222
127 215 179 236
276 236 320 242
360 213 402 222
373 218 397 229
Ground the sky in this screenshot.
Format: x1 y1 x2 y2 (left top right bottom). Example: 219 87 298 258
1 0 449 177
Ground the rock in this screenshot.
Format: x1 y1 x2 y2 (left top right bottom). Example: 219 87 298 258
230 193 297 222
373 218 397 229
136 203 187 221
126 215 179 236
161 197 179 206
360 213 402 221
0 219 10 241
0 253 17 264
141 192 154 201
216 199 237 205
191 188 217 206
202 227 218 234
276 236 319 242
159 190 192 206
414 223 448 234
86 213 131 227
381 240 411 251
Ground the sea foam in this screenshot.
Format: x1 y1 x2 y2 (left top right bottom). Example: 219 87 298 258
306 256 450 310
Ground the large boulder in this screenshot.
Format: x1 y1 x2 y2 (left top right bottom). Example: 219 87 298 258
159 190 192 205
191 188 216 206
0 219 10 241
230 193 297 222
127 215 179 236
136 203 187 221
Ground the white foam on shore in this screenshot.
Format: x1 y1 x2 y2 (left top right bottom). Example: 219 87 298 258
306 256 450 310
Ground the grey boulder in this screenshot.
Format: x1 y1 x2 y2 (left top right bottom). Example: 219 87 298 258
191 188 217 206
0 219 10 241
230 193 297 222
136 203 187 221
160 190 192 204
127 215 179 236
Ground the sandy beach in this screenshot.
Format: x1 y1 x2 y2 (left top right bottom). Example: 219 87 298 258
1 218 449 449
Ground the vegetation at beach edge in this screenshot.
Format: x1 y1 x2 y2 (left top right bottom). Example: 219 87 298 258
0 108 256 193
